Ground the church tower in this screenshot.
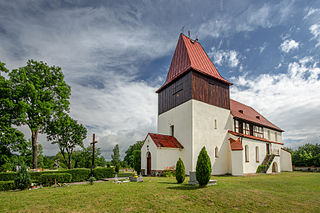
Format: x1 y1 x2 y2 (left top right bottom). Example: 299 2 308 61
156 33 232 174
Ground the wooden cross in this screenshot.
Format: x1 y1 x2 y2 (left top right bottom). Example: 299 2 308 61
90 133 98 176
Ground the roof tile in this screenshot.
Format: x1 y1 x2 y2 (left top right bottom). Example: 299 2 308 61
148 133 184 149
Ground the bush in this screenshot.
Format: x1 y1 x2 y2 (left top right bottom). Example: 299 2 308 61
117 172 134 177
176 158 185 184
196 147 212 187
40 173 72 186
93 167 114 180
63 168 90 182
133 150 141 175
256 165 267 173
161 170 175 177
14 165 32 190
88 176 96 185
0 172 17 181
0 181 16 191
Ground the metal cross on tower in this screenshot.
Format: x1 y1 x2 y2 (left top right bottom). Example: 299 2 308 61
90 133 98 176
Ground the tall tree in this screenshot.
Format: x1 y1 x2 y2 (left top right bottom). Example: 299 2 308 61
8 60 71 168
47 113 87 169
0 62 27 170
73 146 106 168
123 141 143 168
111 144 120 166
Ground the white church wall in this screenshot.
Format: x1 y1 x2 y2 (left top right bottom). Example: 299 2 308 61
191 99 232 175
280 149 293 171
231 150 243 176
157 100 193 174
141 135 158 174
267 156 280 173
157 148 183 170
263 127 282 143
242 138 268 174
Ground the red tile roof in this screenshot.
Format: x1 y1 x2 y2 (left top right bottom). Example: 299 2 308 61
230 99 283 132
148 133 184 149
229 138 243 150
228 130 284 145
157 33 231 92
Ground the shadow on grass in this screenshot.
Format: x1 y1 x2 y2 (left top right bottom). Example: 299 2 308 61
157 182 180 185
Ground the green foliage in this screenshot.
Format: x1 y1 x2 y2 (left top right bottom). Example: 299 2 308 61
292 144 320 167
115 163 120 174
123 141 143 168
0 172 17 181
176 158 185 184
117 172 134 177
88 176 96 185
63 168 90 182
40 173 71 186
196 147 212 187
111 144 120 167
46 113 87 169
14 165 31 190
0 181 16 191
92 167 114 180
133 150 141 175
161 170 175 177
73 146 106 169
256 165 267 173
8 60 71 169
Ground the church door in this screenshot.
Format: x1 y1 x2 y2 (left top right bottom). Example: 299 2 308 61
147 152 151 175
266 144 270 155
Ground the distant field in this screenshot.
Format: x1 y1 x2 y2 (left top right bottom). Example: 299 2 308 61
0 172 319 212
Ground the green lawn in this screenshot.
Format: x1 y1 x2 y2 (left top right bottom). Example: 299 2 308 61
0 172 319 212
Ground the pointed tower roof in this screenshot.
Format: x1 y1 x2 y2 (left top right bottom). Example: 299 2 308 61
157 33 231 92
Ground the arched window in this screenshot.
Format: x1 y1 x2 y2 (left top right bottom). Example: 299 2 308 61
214 119 217 129
215 147 219 158
245 145 249 162
255 146 259 162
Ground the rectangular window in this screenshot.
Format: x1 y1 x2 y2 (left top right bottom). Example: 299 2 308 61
214 119 217 129
170 125 174 137
268 130 271 139
234 120 239 132
243 123 250 135
253 126 263 138
275 132 278 141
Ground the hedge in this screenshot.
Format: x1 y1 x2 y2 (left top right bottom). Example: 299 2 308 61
0 172 17 181
40 173 72 186
117 172 134 177
92 167 114 180
0 181 16 191
0 168 91 183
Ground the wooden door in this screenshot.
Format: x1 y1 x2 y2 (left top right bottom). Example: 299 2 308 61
266 144 270 155
147 152 151 175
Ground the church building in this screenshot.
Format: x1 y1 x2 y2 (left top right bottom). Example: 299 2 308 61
141 33 292 176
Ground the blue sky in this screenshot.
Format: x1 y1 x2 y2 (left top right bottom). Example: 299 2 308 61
1 0 320 159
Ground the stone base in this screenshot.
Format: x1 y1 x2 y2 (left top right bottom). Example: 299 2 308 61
188 171 217 186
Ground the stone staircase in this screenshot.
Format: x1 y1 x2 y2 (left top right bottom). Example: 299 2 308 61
257 154 275 173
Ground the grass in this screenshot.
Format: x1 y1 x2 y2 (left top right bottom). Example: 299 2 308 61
0 172 319 212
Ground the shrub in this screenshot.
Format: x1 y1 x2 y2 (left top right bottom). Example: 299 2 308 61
88 176 96 185
0 172 17 181
161 170 175 177
176 158 185 184
196 147 212 187
117 172 134 177
93 167 114 180
63 168 90 182
40 173 72 186
0 181 16 191
14 165 32 190
133 150 141 175
256 165 267 173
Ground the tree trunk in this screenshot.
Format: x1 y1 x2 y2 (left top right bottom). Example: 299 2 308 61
31 129 39 169
68 152 72 169
60 149 69 169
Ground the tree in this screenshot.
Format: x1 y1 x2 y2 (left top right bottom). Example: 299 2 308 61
196 146 212 187
292 143 320 167
73 146 106 168
176 158 185 184
8 60 71 168
133 150 141 175
111 144 120 166
47 113 87 169
0 62 27 170
14 165 31 190
123 141 143 168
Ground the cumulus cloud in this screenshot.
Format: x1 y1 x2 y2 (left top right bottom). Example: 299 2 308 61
230 57 320 148
208 47 240 68
280 39 299 53
309 24 320 47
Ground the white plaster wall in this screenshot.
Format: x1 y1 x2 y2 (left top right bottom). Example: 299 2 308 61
280 149 293 171
158 100 193 174
141 135 158 173
157 148 183 170
267 156 280 173
242 138 268 174
264 127 282 143
231 150 243 176
192 100 233 175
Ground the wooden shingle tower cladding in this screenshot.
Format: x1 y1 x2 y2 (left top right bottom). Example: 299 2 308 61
157 33 231 115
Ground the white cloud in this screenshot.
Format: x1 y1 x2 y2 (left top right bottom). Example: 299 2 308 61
208 47 240 68
280 39 299 53
230 57 320 148
309 24 320 47
259 42 267 54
